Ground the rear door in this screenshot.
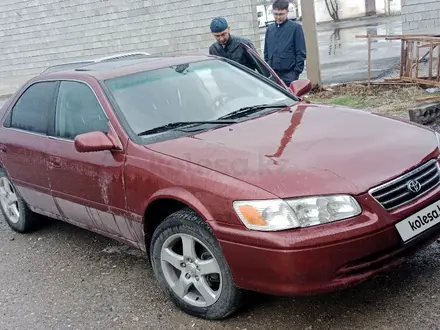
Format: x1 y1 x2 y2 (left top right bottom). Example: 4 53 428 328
240 42 289 90
0 81 61 217
45 80 140 246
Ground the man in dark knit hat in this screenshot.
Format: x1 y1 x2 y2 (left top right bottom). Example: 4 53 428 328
208 17 258 71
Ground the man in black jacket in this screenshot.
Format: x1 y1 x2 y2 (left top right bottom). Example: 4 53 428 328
264 0 307 86
208 17 258 71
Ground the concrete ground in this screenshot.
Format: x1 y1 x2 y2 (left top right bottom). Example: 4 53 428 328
259 15 403 84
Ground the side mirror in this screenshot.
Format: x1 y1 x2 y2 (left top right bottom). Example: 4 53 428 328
74 131 115 153
289 79 312 97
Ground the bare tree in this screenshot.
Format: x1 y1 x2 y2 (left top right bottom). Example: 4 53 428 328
322 0 340 22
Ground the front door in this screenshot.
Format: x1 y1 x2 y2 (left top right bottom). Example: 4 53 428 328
0 81 61 218
240 42 289 90
45 80 139 245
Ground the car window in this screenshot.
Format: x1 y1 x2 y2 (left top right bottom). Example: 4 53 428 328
9 81 57 134
54 81 108 140
242 48 279 85
104 59 296 136
247 56 277 83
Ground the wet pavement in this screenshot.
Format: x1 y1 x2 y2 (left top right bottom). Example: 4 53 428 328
259 15 403 84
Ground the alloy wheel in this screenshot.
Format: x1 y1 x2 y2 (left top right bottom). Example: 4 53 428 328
0 177 20 224
160 233 223 307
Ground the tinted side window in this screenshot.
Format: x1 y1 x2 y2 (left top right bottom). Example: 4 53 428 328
54 81 108 140
10 81 57 134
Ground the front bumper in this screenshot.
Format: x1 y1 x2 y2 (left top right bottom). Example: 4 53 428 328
209 184 440 296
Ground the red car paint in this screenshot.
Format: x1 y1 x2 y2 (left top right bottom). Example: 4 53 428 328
0 49 439 299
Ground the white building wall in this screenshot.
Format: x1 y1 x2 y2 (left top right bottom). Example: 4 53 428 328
0 0 260 96
401 0 440 34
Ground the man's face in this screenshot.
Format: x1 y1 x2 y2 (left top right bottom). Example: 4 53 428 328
213 27 230 46
273 8 288 24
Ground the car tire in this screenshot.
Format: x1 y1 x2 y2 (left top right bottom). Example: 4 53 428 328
150 208 243 320
0 168 39 233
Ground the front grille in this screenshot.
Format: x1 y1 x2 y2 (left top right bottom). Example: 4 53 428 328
369 159 440 210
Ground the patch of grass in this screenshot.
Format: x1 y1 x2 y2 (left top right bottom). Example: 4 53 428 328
306 83 440 119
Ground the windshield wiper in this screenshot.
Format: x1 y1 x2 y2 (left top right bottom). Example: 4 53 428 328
137 120 237 136
217 103 291 120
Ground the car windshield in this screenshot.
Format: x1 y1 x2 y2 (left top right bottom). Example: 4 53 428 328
103 59 297 136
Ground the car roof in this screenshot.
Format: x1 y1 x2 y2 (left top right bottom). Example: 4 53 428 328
39 54 217 81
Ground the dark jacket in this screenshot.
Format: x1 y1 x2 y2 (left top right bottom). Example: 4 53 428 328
264 20 307 85
209 35 258 71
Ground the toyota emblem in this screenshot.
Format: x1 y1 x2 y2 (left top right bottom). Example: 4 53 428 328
407 180 422 193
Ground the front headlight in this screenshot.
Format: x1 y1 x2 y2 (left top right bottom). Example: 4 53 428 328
233 195 362 231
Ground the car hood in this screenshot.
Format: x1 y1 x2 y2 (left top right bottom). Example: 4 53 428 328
146 102 439 198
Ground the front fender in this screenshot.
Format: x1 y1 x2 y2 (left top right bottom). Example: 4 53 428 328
146 187 215 221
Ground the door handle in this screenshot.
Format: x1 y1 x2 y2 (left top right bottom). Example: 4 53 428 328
49 156 61 167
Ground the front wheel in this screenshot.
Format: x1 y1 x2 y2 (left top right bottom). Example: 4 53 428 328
150 208 243 320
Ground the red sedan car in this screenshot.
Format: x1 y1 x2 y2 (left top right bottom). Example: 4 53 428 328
1 49 440 320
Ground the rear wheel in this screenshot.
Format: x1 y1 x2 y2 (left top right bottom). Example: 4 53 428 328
150 208 243 320
0 168 39 233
